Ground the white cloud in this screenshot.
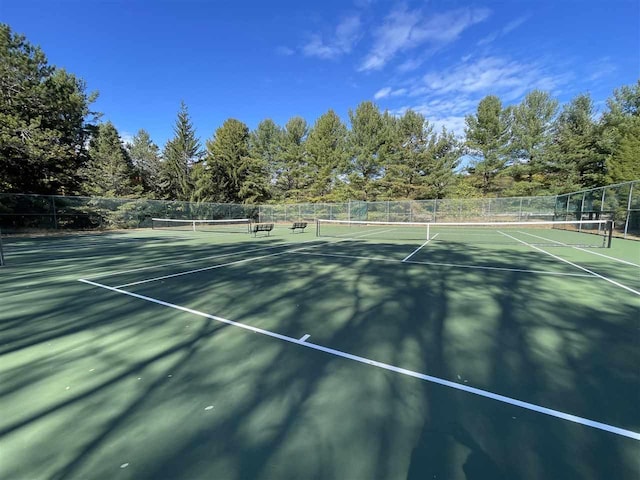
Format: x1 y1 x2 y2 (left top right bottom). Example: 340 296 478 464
397 57 423 73
478 15 528 46
374 87 408 100
376 55 571 136
587 57 617 81
359 5 490 71
374 87 392 99
275 46 294 56
302 15 362 59
422 56 568 101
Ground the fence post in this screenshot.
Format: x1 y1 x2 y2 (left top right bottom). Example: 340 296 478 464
519 197 523 221
579 192 586 231
0 227 5 267
624 183 634 239
52 196 58 229
387 201 390 222
434 199 438 223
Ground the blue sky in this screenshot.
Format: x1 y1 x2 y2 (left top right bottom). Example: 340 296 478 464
3 0 639 146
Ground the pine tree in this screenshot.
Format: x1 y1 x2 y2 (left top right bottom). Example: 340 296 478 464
275 117 308 201
305 109 348 201
197 119 269 204
161 101 201 201
464 95 510 194
250 119 282 199
383 111 459 199
83 122 139 197
505 90 558 194
599 81 640 183
547 94 604 190
0 23 98 194
346 101 388 200
126 129 162 196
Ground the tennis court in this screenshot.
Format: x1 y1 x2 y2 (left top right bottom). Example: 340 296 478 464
0 220 638 479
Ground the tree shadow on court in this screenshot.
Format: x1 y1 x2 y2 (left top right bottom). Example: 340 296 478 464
0 232 637 479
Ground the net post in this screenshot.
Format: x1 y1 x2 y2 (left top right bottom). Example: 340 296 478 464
316 219 320 237
607 220 613 248
192 221 196 232
427 223 430 240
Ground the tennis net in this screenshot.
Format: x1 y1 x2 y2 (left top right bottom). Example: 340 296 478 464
152 218 251 234
316 219 613 248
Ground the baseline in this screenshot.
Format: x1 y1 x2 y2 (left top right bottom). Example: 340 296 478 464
77 278 640 441
498 231 640 296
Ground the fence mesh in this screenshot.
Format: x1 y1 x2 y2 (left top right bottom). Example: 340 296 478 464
554 180 639 238
1 180 638 239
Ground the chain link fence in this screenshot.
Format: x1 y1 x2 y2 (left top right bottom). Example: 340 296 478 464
554 180 639 239
258 196 557 223
1 180 638 239
0 194 258 233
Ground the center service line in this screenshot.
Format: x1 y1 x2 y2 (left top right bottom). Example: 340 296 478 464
402 233 439 262
78 278 640 441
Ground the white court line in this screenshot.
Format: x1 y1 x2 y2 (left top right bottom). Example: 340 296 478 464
114 240 331 288
402 233 439 262
113 228 391 289
498 231 640 296
300 334 311 342
100 225 395 282
77 278 640 441
296 250 594 278
518 231 640 268
86 238 322 280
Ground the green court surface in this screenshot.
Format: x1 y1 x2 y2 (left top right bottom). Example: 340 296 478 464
1 224 639 479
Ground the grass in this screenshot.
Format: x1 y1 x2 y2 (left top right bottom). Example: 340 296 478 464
0 226 638 479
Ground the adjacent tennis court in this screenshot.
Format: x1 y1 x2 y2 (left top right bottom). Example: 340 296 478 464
0 220 638 479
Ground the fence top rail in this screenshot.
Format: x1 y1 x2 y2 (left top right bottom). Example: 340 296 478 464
556 179 639 197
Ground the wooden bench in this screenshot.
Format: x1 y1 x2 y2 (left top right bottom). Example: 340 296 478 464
289 222 308 233
252 223 274 237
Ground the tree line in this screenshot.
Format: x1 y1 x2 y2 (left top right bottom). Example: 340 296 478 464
2 23 639 204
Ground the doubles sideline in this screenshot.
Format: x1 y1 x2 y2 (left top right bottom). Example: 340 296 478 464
499 231 640 296
77 278 640 442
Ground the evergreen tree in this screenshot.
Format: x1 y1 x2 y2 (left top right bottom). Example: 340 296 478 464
126 129 162 196
305 109 348 201
547 93 604 190
383 110 432 199
197 119 269 204
383 111 459 199
346 101 388 200
599 81 640 183
464 95 510 194
83 122 139 197
161 101 201 201
0 23 98 194
250 119 282 199
427 128 462 199
505 90 558 194
275 117 308 201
